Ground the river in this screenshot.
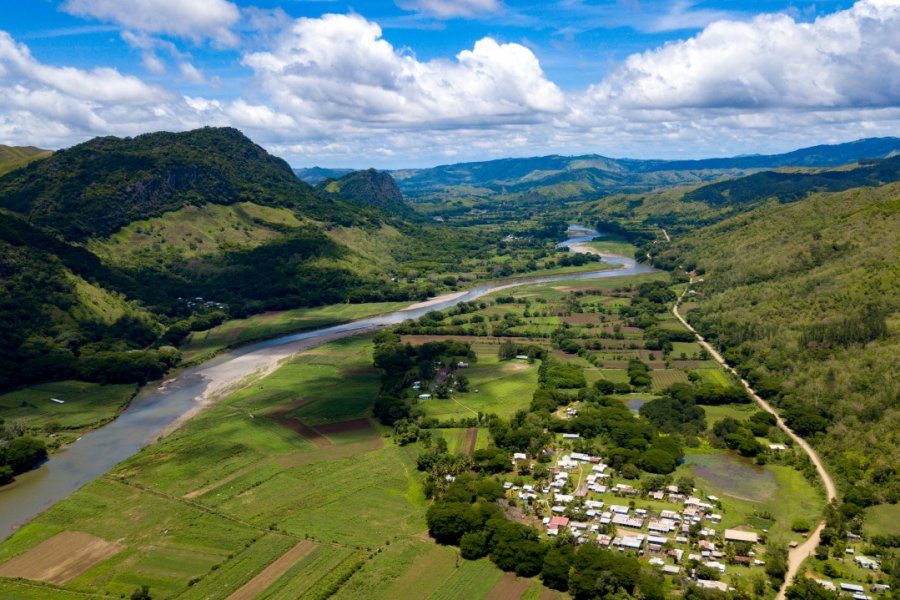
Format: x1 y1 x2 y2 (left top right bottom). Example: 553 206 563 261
0 226 652 540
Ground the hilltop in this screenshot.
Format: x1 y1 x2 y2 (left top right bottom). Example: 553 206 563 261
0 145 51 177
317 169 417 220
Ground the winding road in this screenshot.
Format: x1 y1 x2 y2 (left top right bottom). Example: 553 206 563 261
672 280 837 600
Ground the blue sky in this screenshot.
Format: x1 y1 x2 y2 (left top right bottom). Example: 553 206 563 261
0 0 897 167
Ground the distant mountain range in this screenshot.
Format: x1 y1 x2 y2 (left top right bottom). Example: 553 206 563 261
296 137 900 202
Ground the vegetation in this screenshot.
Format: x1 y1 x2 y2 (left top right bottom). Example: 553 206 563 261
653 182 900 507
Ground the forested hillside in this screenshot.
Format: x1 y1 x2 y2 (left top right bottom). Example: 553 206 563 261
651 183 900 507
0 128 482 392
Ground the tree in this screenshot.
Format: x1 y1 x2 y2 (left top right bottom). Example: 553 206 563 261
765 543 789 583
460 531 489 559
541 544 574 591
786 577 840 600
131 586 152 600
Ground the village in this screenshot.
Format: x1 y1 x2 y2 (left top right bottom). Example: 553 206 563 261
500 432 891 598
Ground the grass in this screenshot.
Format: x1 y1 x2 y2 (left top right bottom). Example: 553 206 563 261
585 235 637 257
333 537 458 600
0 381 137 448
419 351 538 421
863 504 900 537
693 368 735 387
427 558 503 600
180 301 406 363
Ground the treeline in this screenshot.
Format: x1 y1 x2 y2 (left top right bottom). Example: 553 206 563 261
0 421 47 484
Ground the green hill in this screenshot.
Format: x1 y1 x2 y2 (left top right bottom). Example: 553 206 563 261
0 145 51 176
317 169 417 220
0 128 456 392
652 182 900 505
0 128 348 241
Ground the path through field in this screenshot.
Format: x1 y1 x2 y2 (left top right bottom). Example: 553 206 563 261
673 281 837 600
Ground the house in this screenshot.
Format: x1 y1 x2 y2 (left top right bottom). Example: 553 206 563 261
562 433 580 440
418 394 431 399
513 452 528 462
457 361 469 368
662 565 680 575
549 516 570 529
610 505 629 514
724 529 759 544
840 583 865 593
855 556 879 570
769 443 787 451
696 580 728 592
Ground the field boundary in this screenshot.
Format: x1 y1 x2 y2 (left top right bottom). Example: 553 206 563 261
225 540 317 600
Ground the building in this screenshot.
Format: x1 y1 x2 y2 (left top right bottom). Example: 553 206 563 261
724 529 759 544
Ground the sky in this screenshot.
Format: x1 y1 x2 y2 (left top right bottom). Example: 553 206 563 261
0 0 898 167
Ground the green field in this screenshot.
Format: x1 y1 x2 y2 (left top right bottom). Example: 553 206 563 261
863 504 900 537
0 381 136 447
693 368 735 386
180 301 407 363
585 235 637 257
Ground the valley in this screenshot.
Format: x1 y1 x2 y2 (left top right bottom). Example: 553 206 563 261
0 130 897 600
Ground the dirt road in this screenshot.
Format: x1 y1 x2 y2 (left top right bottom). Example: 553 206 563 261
672 282 837 600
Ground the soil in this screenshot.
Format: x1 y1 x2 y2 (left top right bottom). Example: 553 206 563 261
0 531 124 585
462 427 478 457
271 416 332 447
316 418 374 435
485 572 532 600
225 540 317 600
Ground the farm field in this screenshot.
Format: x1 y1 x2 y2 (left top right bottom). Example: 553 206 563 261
0 266 838 599
0 381 137 449
179 301 407 362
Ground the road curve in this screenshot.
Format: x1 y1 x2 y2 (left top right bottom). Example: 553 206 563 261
672 281 837 600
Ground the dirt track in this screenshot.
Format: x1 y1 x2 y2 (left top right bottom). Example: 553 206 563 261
462 427 478 457
673 281 837 600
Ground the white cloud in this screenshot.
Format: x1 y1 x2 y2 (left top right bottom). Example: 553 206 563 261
396 0 502 19
588 0 900 110
62 0 241 46
242 13 564 128
178 62 205 84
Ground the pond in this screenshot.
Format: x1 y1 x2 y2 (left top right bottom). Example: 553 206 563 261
684 452 777 503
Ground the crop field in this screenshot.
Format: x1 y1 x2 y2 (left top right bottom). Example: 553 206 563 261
650 369 689 390
180 301 406 362
0 381 136 446
693 368 736 386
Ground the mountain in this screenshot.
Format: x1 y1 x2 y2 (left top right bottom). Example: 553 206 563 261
0 128 448 392
316 169 417 220
651 181 900 505
294 166 354 185
586 155 900 232
390 137 900 203
0 145 51 177
0 128 353 242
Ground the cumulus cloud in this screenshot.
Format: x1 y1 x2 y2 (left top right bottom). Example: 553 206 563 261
396 0 503 19
589 0 900 110
242 13 564 129
62 0 241 46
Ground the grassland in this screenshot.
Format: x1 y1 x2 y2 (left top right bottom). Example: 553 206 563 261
0 381 137 449
863 504 900 537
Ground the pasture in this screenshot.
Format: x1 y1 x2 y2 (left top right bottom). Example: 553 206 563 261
0 381 136 447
